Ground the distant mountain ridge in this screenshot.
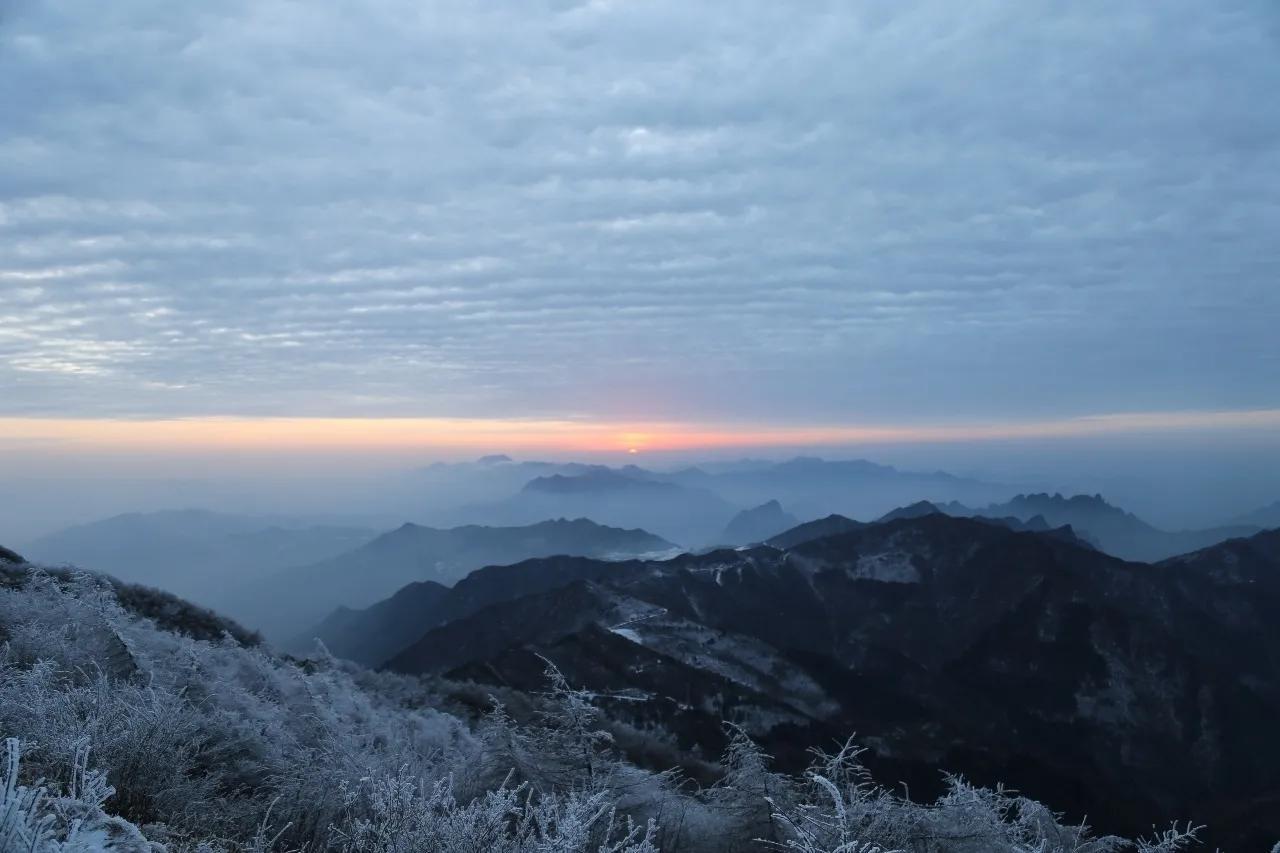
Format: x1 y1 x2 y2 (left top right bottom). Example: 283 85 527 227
236 517 673 641
521 469 684 496
441 455 1016 547
876 500 946 522
364 516 1280 847
307 553 647 665
773 504 1082 550
1231 499 1280 529
463 471 738 546
945 492 1259 561
658 456 1014 524
23 509 377 606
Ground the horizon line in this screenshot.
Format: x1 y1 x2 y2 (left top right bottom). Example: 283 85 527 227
1 407 1278 455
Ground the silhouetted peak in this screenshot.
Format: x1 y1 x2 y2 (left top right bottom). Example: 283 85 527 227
391 521 426 535
530 517 641 533
385 578 450 603
766 513 864 549
1016 492 1118 511
720 500 800 545
522 469 675 494
878 500 943 522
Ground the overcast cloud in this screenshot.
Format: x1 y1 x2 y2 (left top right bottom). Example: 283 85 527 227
2 0 1278 424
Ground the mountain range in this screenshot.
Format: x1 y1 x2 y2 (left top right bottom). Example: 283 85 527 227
311 513 1280 848
232 517 674 641
21 509 376 603
430 456 1273 559
452 469 740 546
426 455 1020 546
4 525 1233 853
658 456 1016 523
940 493 1262 561
8 475 1280 847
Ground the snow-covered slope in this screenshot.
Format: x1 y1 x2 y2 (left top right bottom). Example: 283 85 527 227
0 545 1206 852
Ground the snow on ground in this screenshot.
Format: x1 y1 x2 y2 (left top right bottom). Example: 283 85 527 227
609 627 643 644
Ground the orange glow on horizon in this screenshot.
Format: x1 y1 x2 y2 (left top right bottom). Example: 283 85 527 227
0 408 1278 457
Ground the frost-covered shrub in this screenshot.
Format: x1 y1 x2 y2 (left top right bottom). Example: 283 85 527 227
331 769 656 853
704 725 797 848
0 662 219 828
763 739 1201 853
0 569 471 849
0 737 157 852
466 666 687 849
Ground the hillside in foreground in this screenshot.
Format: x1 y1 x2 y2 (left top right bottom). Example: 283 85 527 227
0 541 1227 852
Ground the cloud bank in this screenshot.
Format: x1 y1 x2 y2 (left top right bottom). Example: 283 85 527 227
2 0 1277 423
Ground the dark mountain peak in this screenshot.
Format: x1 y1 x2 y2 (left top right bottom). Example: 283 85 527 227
793 510 1005 554
720 500 800 545
392 521 427 534
371 521 448 548
767 514 864 549
386 577 451 602
1044 523 1092 546
536 516 595 528
549 517 672 541
783 513 1114 585
878 500 943 522
0 544 25 565
305 577 453 664
1159 527 1280 581
382 578 622 675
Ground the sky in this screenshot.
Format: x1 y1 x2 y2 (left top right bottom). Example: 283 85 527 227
1 0 1279 536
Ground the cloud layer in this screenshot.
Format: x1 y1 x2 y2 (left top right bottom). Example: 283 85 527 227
2 0 1278 423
